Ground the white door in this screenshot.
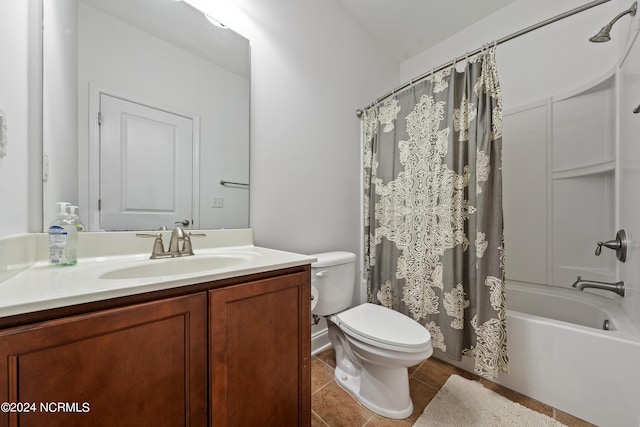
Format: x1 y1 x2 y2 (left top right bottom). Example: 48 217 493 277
99 94 194 231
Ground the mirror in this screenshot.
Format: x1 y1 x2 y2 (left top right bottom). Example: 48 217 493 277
42 0 250 231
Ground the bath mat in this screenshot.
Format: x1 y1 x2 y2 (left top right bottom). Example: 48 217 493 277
413 375 566 427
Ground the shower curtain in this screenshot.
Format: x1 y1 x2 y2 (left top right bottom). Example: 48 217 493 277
362 47 508 378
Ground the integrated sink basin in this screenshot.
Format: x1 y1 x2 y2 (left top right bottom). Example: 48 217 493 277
99 254 251 280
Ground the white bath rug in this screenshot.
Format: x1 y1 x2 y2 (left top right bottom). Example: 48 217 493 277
413 375 566 427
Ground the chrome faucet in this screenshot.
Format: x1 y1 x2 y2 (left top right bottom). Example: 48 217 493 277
571 276 625 297
136 226 206 259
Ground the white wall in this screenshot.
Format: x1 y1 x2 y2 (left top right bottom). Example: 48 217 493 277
0 1 33 237
401 0 621 110
187 0 397 257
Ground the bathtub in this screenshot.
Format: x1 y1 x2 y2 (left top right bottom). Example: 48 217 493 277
440 281 640 427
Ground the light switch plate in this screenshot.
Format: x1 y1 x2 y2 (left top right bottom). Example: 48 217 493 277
0 108 6 158
211 197 224 208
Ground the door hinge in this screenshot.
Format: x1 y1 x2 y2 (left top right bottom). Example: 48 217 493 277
98 112 103 126
98 199 101 211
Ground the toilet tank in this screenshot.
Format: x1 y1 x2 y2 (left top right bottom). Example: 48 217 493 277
311 251 357 316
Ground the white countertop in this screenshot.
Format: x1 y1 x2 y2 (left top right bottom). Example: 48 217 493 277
0 230 316 319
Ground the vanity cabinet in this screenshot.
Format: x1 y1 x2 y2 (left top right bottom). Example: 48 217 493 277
209 271 311 426
0 293 208 427
0 266 311 427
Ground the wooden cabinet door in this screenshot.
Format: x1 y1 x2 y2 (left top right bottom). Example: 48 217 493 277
0 293 207 427
209 270 311 426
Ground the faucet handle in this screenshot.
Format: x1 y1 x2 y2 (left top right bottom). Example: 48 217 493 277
595 229 628 262
186 232 206 238
136 232 166 258
182 232 206 256
595 243 603 256
136 232 163 240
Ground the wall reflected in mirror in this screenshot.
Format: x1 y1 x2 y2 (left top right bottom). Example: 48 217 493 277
43 0 250 231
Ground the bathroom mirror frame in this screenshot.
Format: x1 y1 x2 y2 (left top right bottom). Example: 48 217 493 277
42 0 250 232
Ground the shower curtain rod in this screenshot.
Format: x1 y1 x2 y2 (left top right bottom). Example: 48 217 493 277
355 0 611 118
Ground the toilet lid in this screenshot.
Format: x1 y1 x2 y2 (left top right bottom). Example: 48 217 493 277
334 303 431 350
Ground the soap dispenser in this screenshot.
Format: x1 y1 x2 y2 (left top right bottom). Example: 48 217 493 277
69 205 86 232
48 202 78 266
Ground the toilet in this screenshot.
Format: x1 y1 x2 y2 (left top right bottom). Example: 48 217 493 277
311 251 433 419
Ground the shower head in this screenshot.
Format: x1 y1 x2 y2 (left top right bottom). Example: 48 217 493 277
589 24 615 42
589 1 637 43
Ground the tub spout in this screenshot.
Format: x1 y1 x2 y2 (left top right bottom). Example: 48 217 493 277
571 276 625 297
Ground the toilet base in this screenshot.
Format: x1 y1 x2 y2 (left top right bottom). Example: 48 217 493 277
333 364 414 419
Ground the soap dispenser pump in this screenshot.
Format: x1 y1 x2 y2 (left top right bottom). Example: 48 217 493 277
48 202 78 266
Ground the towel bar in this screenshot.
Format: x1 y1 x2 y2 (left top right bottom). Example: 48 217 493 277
220 180 249 188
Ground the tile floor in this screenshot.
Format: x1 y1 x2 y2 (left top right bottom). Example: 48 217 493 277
311 348 596 427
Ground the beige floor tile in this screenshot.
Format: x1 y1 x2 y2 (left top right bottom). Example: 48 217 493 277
315 348 337 369
405 377 439 423
411 356 475 389
312 410 330 427
312 380 374 427
365 414 413 427
312 356 335 393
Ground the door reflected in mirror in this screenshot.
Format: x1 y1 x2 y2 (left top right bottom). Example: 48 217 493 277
43 0 250 231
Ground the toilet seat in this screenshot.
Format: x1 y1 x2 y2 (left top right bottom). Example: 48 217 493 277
332 303 431 353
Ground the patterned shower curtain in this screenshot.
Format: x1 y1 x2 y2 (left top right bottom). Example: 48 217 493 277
362 47 508 378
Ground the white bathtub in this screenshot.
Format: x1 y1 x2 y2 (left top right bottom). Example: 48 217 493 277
440 282 640 427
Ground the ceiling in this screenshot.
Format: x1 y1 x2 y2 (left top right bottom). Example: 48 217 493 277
79 0 250 77
337 0 516 61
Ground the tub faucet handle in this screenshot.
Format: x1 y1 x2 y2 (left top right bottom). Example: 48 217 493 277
595 229 628 262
